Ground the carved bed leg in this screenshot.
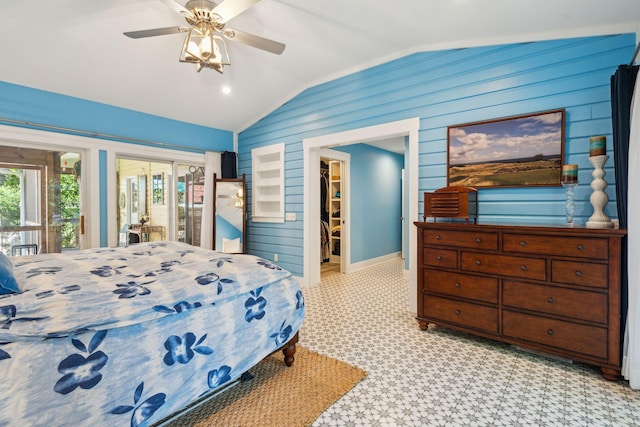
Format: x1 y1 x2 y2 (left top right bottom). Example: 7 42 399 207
282 332 299 367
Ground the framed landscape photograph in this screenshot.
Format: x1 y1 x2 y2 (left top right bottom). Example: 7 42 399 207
447 109 565 187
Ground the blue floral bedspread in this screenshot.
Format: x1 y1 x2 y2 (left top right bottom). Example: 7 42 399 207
0 242 305 426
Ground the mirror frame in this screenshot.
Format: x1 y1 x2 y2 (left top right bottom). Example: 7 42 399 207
213 173 246 254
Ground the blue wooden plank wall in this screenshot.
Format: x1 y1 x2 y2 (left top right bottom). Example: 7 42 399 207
238 33 637 277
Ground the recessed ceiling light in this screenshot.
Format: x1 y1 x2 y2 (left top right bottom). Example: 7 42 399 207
222 86 231 94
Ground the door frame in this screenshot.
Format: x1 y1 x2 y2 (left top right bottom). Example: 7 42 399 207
0 124 98 248
303 117 420 312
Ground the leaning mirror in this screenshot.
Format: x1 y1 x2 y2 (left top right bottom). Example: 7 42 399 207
213 173 246 254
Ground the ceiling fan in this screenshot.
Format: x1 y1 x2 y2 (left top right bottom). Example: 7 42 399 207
124 0 285 73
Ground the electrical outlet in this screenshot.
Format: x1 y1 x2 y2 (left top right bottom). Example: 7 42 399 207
274 253 278 262
285 212 296 221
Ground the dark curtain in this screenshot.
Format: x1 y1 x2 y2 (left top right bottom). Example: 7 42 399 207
221 151 237 178
611 64 638 344
612 65 638 228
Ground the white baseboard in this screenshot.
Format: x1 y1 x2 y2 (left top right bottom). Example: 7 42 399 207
296 252 406 287
345 252 402 273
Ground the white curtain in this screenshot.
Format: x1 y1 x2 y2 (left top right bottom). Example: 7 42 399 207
623 75 640 388
199 151 221 249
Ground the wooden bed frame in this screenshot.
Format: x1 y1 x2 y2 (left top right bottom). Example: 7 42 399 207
281 332 299 366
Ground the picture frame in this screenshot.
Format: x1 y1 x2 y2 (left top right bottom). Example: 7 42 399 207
447 109 565 188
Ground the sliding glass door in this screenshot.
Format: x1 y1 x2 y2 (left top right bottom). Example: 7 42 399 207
176 164 204 246
117 158 171 244
0 147 83 255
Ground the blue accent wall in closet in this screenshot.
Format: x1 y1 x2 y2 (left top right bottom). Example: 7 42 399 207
238 33 637 277
334 144 404 264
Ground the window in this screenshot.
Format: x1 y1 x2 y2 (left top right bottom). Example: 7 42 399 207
152 173 164 205
252 143 284 223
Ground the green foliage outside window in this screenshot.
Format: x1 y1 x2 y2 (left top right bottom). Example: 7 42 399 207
1 169 80 249
0 173 21 227
60 173 80 248
49 173 80 249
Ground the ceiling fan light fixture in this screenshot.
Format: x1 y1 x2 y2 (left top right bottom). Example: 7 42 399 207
179 27 230 73
126 0 282 74
200 33 213 59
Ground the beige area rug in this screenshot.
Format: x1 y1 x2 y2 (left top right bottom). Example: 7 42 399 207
163 346 367 427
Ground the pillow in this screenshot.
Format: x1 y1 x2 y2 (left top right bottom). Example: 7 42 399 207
222 237 242 254
0 252 20 294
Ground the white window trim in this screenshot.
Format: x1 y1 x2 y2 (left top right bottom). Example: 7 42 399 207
0 124 204 248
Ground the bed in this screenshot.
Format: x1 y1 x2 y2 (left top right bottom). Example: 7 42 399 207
0 241 305 426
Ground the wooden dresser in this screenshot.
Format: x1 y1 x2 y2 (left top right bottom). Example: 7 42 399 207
415 222 626 380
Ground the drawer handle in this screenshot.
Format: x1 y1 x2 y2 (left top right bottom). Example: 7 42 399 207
436 256 443 261
577 244 584 251
548 329 554 336
475 238 482 243
475 260 481 265
547 297 554 303
455 282 461 288
520 241 527 247
455 309 461 315
435 235 441 240
575 271 583 277
520 265 527 271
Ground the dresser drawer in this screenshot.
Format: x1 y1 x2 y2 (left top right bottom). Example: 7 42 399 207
423 269 498 304
461 252 546 281
423 295 498 333
551 260 608 289
423 248 457 269
503 234 608 260
503 281 607 323
423 229 498 250
503 310 607 359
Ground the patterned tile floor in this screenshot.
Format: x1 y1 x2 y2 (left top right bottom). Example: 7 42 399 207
299 258 640 426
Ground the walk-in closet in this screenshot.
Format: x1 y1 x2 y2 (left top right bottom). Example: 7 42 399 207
321 158 342 276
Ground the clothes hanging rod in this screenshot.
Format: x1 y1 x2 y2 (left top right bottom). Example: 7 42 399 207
0 117 206 154
629 42 640 67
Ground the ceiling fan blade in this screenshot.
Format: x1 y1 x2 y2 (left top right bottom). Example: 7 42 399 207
212 0 260 23
124 26 189 39
162 0 195 19
223 28 285 55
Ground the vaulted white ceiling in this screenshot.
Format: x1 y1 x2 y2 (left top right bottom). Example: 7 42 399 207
0 0 638 133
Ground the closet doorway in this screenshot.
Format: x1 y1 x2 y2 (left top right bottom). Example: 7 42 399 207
320 155 345 277
303 118 419 312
